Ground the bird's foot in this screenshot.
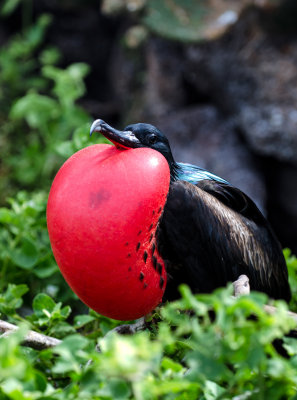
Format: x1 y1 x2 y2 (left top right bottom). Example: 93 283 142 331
93 317 149 356
107 317 147 336
233 275 250 297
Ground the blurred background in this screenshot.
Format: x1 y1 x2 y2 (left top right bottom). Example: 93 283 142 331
1 0 297 258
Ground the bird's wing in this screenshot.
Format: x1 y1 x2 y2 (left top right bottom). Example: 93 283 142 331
176 162 229 185
195 179 267 225
159 180 291 302
177 163 265 224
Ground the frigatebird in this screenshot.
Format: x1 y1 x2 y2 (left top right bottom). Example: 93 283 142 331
90 119 291 303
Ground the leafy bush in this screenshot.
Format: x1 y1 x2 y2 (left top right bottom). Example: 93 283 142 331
0 191 74 307
0 11 102 203
1 285 297 399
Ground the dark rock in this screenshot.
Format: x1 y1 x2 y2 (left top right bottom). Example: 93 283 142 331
143 39 186 119
266 163 297 253
239 105 297 162
108 37 185 123
155 106 266 213
184 6 297 164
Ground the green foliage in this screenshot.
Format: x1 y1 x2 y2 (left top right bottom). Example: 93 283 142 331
1 286 297 399
0 327 49 400
0 11 102 203
284 248 297 312
0 284 28 317
29 293 74 338
7 62 91 189
0 192 57 289
0 14 51 103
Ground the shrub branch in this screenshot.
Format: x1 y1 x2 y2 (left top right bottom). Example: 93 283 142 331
0 319 61 349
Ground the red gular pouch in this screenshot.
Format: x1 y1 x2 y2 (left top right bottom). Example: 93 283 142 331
47 144 170 320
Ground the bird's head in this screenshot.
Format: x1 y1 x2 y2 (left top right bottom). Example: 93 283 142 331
90 119 179 180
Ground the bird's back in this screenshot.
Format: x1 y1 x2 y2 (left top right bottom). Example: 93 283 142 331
158 180 291 303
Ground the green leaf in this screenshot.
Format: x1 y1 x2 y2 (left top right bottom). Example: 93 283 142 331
108 378 131 399
10 92 59 128
1 0 21 16
74 314 95 329
0 207 16 224
49 321 76 338
39 47 61 65
10 284 29 299
203 380 225 400
10 238 38 269
0 284 29 315
55 140 74 158
33 261 58 278
33 293 56 316
283 337 297 356
161 356 183 373
43 63 90 105
53 334 90 374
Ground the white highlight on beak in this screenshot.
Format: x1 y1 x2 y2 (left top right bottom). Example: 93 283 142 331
90 119 104 135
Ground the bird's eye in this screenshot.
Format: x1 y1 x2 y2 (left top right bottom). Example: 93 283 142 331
148 135 158 145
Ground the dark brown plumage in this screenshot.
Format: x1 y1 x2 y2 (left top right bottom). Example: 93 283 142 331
158 180 291 302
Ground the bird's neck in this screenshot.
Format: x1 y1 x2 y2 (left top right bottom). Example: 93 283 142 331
170 161 180 183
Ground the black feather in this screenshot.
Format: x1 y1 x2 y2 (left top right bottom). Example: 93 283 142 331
158 180 291 302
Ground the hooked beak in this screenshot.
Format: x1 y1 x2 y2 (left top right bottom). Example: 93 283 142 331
90 119 140 150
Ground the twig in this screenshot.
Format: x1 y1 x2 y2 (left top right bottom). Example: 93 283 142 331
0 319 61 350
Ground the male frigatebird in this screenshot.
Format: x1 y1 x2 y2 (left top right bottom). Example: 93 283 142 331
90 119 291 303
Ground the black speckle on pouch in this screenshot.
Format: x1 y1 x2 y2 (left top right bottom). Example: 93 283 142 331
159 277 164 289
136 242 140 251
138 230 142 236
143 251 148 263
139 272 144 281
152 210 155 216
143 283 148 289
149 223 153 231
152 255 157 269
152 243 155 255
158 207 162 213
127 253 131 258
149 233 153 242
157 263 162 275
128 267 132 271
125 242 129 247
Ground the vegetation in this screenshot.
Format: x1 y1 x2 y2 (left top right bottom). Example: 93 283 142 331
101 0 283 44
0 11 94 203
1 3 297 400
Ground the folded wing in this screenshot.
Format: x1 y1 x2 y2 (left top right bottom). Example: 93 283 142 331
158 180 291 302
